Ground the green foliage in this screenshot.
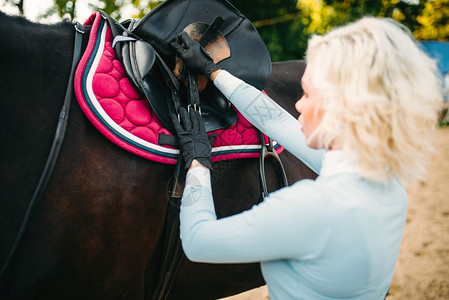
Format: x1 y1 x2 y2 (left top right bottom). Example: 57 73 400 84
229 0 306 61
20 0 448 61
415 0 449 40
232 0 448 61
89 0 124 19
49 0 76 20
130 0 164 18
37 0 163 22
86 0 164 19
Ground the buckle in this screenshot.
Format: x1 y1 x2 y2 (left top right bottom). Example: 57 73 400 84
187 104 201 114
74 22 85 34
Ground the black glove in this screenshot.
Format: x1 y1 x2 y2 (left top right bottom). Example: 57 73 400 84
171 107 216 169
170 31 220 79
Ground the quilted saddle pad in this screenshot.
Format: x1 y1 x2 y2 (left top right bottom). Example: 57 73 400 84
74 12 283 164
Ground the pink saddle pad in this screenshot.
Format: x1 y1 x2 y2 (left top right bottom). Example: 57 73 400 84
74 12 283 164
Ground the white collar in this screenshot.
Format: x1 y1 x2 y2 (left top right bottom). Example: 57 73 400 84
320 150 360 177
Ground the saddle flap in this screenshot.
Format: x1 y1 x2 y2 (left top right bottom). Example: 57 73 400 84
132 0 241 55
131 0 271 91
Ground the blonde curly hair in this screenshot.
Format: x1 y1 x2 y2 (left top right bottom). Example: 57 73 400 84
306 17 443 186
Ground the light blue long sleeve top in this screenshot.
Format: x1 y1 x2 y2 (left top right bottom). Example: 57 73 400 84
180 71 408 299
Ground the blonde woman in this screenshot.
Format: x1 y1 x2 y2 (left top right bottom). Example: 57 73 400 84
170 17 442 299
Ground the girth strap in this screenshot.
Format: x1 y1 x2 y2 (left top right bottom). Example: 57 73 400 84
146 159 186 300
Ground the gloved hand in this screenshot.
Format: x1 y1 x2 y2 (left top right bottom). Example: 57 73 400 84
170 31 220 79
171 107 216 169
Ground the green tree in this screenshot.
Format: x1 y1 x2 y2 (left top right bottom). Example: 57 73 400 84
41 0 162 21
53 0 76 20
281 0 427 60
10 0 447 60
232 0 449 60
86 0 163 20
230 0 307 61
414 0 449 40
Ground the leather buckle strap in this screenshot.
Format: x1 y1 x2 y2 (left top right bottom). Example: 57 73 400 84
185 17 224 115
146 159 186 300
0 23 85 284
187 71 201 113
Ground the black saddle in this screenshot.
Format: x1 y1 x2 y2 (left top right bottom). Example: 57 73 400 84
105 0 271 134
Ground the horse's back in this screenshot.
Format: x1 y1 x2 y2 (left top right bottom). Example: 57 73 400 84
0 12 169 298
265 60 306 115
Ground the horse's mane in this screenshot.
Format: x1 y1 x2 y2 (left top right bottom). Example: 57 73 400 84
0 10 73 37
0 9 75 109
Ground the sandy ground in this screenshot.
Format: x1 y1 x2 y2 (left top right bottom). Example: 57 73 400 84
222 127 449 300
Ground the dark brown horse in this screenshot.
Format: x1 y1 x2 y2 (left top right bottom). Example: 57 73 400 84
0 11 316 299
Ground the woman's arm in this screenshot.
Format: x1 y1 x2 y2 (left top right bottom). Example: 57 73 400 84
213 70 324 174
180 166 330 263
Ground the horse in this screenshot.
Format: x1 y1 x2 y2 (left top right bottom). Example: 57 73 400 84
0 11 316 299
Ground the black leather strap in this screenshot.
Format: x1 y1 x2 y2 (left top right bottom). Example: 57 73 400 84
158 133 179 147
0 23 85 284
153 51 182 116
185 17 223 113
187 71 200 111
146 159 186 300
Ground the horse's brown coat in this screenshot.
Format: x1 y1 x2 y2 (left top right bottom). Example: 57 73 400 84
0 11 316 299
